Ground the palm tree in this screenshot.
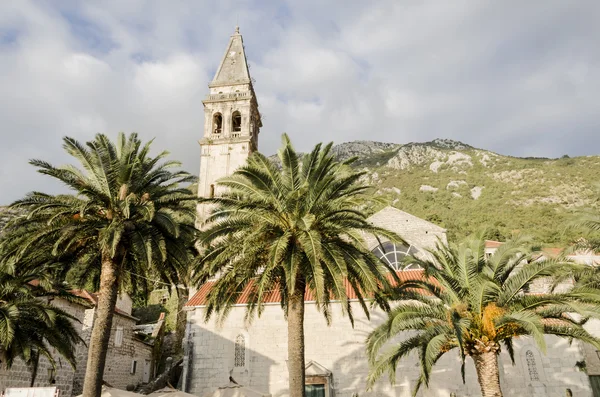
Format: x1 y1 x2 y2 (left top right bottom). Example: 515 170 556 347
366 234 600 397
0 133 197 397
194 134 402 397
560 208 600 287
0 262 83 386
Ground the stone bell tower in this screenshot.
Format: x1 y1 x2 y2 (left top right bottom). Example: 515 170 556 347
197 27 262 225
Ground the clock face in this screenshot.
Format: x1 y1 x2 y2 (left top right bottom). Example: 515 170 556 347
229 51 236 58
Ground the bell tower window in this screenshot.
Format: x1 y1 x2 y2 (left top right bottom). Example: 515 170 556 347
213 113 222 134
232 111 242 132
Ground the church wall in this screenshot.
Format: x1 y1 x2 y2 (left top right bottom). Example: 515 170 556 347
583 319 600 376
186 302 592 397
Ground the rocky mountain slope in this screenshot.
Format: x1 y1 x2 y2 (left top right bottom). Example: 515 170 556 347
2 140 597 246
332 139 600 244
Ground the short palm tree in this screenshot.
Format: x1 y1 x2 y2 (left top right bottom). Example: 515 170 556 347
195 134 402 397
562 208 600 287
1 133 197 397
0 263 83 386
367 234 600 397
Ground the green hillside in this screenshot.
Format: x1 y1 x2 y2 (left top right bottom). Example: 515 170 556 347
3 139 598 247
331 139 600 245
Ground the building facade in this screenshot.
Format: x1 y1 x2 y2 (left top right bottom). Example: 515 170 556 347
184 206 594 397
0 292 154 397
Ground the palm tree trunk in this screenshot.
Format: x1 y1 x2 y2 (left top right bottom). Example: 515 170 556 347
29 351 39 387
473 351 503 397
82 255 120 397
287 278 306 397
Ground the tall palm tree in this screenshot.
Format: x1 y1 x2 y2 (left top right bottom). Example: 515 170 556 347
0 262 83 386
194 134 402 397
0 133 197 397
366 234 600 397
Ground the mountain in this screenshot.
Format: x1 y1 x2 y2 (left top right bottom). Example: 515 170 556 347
331 139 600 244
2 140 597 246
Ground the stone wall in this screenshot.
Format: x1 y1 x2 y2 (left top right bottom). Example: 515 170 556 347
116 294 133 316
186 302 592 397
0 356 75 396
0 298 87 397
93 314 153 390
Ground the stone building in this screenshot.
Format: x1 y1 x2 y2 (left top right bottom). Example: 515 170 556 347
0 291 154 397
184 207 594 397
183 28 599 397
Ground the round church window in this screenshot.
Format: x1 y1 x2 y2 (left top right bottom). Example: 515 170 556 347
371 242 422 271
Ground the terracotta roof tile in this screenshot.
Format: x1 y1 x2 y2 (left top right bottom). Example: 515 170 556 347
485 240 503 248
542 247 564 257
185 270 427 307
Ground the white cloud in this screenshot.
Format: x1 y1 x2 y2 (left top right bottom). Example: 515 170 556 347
0 0 599 203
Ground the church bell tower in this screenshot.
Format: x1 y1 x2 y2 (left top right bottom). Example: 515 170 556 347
197 27 262 224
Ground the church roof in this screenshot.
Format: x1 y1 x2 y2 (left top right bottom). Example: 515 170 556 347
185 270 427 307
210 26 251 87
367 206 446 233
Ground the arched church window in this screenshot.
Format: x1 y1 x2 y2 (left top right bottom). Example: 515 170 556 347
234 334 245 367
213 113 222 134
371 242 421 271
210 184 215 198
526 350 539 381
232 111 242 132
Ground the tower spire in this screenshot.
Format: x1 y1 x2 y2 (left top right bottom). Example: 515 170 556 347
210 26 250 87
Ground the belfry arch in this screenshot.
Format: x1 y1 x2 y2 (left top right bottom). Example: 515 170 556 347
232 111 242 133
213 113 222 134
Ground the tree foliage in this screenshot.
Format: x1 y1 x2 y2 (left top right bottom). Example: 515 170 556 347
194 134 404 397
195 133 403 322
367 233 600 396
0 132 198 397
1 132 198 296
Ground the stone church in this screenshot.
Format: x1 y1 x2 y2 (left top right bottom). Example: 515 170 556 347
183 28 598 397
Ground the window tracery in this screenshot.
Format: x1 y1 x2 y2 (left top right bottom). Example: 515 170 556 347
526 350 539 381
371 242 421 271
234 334 245 367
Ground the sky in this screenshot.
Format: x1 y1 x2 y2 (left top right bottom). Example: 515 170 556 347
0 1 599 204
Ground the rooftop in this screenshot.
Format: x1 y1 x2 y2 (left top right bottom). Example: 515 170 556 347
186 270 427 307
